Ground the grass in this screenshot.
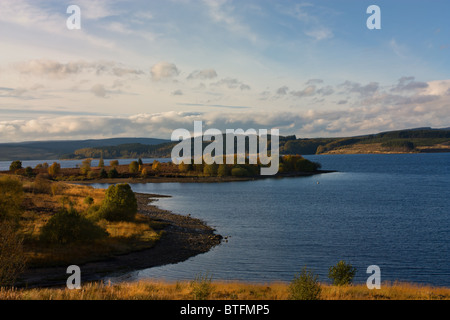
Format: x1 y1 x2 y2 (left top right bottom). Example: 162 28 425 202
13 177 164 268
0 280 449 300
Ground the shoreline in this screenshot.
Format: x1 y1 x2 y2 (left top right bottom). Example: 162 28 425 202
18 192 222 288
59 170 336 185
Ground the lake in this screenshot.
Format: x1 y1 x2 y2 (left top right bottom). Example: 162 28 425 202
84 154 450 286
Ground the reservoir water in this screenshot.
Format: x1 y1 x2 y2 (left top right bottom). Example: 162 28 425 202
88 154 449 286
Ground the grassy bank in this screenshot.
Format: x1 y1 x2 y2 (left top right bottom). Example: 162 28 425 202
1 280 449 300
18 181 164 268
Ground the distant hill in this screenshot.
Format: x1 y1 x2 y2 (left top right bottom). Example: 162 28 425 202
1 128 449 161
0 138 169 161
281 128 450 155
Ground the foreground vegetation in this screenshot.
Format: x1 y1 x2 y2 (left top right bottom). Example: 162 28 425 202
0 174 164 283
0 280 448 300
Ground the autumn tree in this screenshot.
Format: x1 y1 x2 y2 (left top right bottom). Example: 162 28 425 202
48 162 61 178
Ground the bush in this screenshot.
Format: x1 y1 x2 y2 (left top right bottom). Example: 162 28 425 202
99 168 108 179
328 260 357 286
40 207 108 244
288 267 322 300
108 168 119 178
84 196 94 206
0 176 24 223
24 166 34 177
190 273 213 300
94 184 137 222
129 161 139 174
9 160 22 172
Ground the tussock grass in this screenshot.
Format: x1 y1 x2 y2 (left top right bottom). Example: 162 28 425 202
17 180 163 268
1 281 449 300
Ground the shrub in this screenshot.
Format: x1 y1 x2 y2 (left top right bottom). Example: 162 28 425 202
129 161 139 174
0 176 24 223
9 160 22 172
95 184 137 222
108 168 119 179
84 196 94 206
190 273 213 300
24 166 34 177
288 267 322 300
99 168 108 178
328 260 357 286
40 207 108 244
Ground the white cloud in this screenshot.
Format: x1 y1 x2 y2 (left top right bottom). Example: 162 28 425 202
14 59 144 79
150 62 180 81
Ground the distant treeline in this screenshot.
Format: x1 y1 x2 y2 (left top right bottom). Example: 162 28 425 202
63 128 450 159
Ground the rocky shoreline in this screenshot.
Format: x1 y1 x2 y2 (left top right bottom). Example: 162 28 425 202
17 192 223 288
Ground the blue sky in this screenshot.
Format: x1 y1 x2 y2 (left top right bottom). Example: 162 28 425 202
0 0 449 142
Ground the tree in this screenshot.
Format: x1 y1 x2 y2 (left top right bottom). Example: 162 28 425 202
0 176 24 223
24 166 34 177
129 161 139 174
328 260 357 286
80 159 92 175
152 160 161 172
9 160 22 172
48 162 61 178
138 158 143 166
95 184 137 222
98 155 105 168
288 267 322 300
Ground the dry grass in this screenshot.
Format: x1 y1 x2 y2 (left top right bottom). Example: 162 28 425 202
0 280 449 300
16 178 163 267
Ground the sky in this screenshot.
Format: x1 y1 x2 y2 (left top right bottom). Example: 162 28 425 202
0 0 449 142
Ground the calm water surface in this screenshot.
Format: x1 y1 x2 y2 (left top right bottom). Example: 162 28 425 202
93 153 449 286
